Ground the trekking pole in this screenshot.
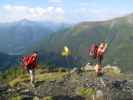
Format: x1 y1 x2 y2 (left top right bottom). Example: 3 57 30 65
105 31 117 47
104 23 119 51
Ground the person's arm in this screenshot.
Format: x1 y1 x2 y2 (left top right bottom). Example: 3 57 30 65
104 43 108 50
102 43 108 53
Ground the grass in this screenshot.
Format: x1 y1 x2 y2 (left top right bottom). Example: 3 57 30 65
0 65 68 87
78 87 96 97
11 95 23 100
36 72 67 81
1 65 132 100
9 75 29 87
42 96 53 100
104 70 123 80
77 87 97 100
8 66 124 88
1 65 127 89
9 70 67 87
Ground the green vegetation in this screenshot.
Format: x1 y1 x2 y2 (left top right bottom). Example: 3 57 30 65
1 14 133 100
29 14 133 72
0 65 68 87
78 88 96 97
0 14 133 72
0 66 25 83
11 95 23 100
42 96 53 100
8 73 61 87
1 65 133 100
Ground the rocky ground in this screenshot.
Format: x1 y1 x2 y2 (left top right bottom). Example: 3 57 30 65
0 68 133 100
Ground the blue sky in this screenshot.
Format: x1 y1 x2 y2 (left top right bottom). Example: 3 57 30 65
0 0 133 23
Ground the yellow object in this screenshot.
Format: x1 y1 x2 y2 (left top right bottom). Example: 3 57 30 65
61 46 71 57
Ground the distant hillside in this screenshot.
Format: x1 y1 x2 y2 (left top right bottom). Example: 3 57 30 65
33 13 133 72
0 19 69 55
0 52 19 71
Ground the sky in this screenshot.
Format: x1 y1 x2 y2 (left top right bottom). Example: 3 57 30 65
0 0 133 23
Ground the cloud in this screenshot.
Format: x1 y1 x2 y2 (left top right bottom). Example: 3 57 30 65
0 4 65 22
0 3 132 23
72 7 132 21
48 0 63 7
48 0 63 4
79 1 94 7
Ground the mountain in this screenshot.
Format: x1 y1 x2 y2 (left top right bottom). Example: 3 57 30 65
0 52 19 71
0 19 69 55
33 13 133 72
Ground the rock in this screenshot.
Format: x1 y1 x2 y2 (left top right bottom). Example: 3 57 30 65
82 63 95 71
19 89 35 99
0 96 9 100
70 67 82 74
20 89 32 95
70 68 78 73
104 65 121 73
22 95 33 100
33 96 40 100
0 84 9 92
7 88 16 93
34 79 78 97
96 90 104 98
1 67 133 100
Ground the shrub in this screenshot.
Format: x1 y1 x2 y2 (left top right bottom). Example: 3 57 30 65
0 66 26 82
11 95 22 100
78 87 96 97
42 96 53 100
58 68 67 72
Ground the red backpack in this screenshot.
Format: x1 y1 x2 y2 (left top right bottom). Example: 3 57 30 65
27 55 37 65
21 56 30 69
89 44 98 59
21 54 38 69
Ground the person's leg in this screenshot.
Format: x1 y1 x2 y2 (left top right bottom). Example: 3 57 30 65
95 56 103 77
29 69 35 87
95 64 102 76
95 64 99 75
32 69 35 84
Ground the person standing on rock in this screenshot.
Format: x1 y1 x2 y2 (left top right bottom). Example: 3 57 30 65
21 51 39 87
95 42 108 76
89 41 108 77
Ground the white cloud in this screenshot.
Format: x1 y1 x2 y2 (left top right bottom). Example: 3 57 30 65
73 7 132 21
48 0 63 7
0 5 65 22
55 7 64 13
49 0 63 4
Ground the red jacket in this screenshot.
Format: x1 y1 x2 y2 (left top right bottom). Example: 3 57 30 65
21 53 38 69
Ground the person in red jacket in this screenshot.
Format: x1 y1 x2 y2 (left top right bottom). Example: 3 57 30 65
95 42 108 77
21 51 38 87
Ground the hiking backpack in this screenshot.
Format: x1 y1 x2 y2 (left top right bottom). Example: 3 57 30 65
21 54 38 69
21 56 30 69
89 44 98 59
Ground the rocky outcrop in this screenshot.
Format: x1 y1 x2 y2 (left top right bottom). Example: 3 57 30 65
1 71 133 100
